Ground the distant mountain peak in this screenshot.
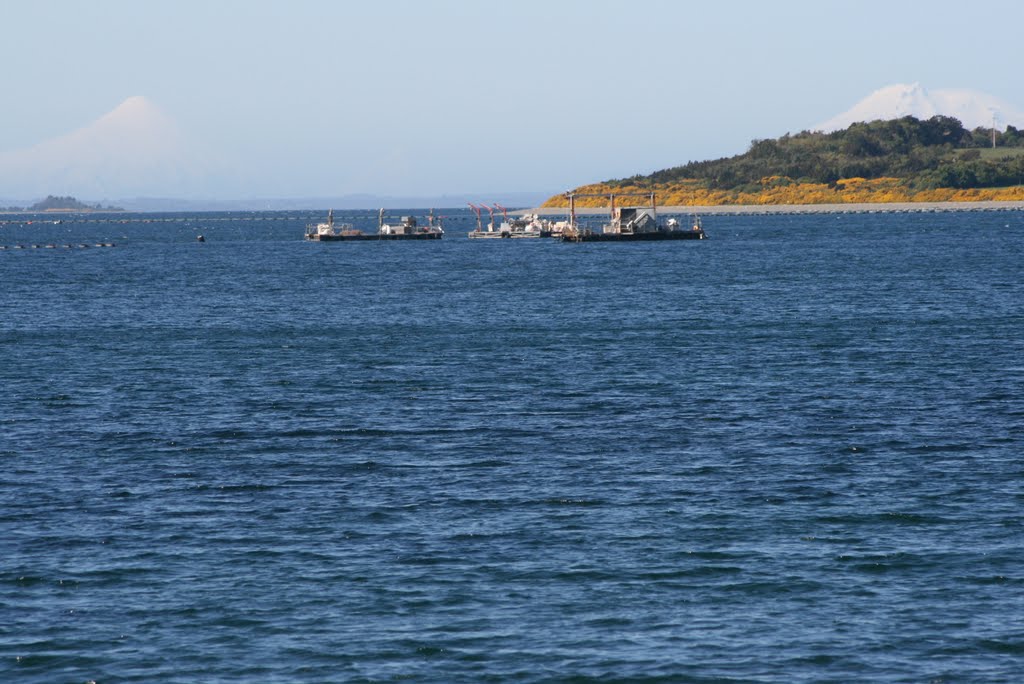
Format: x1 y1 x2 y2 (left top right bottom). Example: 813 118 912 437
96 95 172 129
114 94 154 110
60 96 185 153
0 96 214 198
816 83 1024 132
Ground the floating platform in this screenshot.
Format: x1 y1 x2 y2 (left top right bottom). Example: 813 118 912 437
466 203 558 239
558 192 708 243
305 209 443 241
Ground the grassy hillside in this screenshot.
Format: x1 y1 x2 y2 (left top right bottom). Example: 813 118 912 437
543 116 1024 207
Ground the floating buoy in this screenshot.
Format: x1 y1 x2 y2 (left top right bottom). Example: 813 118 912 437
196 234 205 242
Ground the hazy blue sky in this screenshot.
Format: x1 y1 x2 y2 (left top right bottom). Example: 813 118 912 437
2 0 1022 199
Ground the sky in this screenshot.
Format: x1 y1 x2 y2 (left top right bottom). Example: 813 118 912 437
2 0 1023 200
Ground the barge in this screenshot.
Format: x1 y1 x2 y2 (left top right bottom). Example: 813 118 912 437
467 203 547 239
560 192 706 242
305 209 444 241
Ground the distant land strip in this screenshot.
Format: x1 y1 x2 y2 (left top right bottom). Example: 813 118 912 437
522 200 1024 216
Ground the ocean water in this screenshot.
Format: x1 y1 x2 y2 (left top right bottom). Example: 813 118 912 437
2 209 1023 683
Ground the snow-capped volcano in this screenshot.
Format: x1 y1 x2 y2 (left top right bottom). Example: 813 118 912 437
0 96 218 199
816 83 1024 132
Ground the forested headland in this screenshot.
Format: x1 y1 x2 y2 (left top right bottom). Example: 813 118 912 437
542 116 1024 207
1 195 124 212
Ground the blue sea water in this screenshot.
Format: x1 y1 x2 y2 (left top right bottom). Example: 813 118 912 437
2 209 1023 683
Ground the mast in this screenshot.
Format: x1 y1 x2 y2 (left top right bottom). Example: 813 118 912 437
495 203 509 224
468 202 482 232
483 203 495 232
378 208 384 230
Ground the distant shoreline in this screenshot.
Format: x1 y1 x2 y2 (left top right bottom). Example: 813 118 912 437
520 200 1024 216
1 200 1022 216
40 207 125 213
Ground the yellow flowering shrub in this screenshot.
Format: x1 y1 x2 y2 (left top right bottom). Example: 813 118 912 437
539 178 1024 207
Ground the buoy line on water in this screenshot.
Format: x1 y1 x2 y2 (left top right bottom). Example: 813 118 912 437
0 243 116 250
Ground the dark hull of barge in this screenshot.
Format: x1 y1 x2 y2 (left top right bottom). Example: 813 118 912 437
306 233 442 241
562 229 706 242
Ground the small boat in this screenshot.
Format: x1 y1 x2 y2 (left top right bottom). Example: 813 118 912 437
560 192 707 242
305 209 444 241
